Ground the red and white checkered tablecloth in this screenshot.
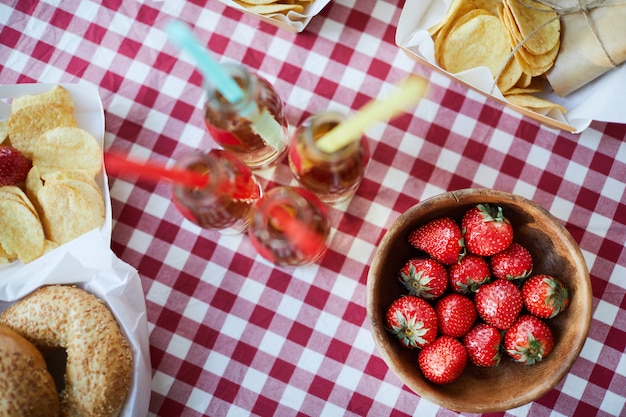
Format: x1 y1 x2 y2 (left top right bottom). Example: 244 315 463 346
2 1 625 416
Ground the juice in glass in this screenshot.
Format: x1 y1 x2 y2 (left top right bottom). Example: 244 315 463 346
288 111 370 205
248 186 330 267
172 149 262 233
205 63 289 170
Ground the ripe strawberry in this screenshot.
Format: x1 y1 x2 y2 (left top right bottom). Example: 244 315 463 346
490 242 533 281
435 293 477 338
462 203 513 256
418 335 467 384
0 145 32 186
408 217 465 265
448 254 491 294
504 315 554 365
522 274 570 319
385 295 438 349
398 258 448 300
463 323 502 367
475 279 523 330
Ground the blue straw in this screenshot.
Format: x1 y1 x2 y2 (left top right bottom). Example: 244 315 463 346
165 21 244 103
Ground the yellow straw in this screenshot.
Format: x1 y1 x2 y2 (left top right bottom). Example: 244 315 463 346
315 75 429 153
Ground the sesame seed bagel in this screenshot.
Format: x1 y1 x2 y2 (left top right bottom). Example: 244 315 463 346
0 324 61 417
0 285 132 417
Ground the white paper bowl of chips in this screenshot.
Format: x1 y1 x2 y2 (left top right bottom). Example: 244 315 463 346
218 0 331 33
0 83 111 267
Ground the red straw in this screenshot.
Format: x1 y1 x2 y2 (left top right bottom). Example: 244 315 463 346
104 152 209 188
268 204 326 259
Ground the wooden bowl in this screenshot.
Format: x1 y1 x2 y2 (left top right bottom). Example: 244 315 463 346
367 188 592 413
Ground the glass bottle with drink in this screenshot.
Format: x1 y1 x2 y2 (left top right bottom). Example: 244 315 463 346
288 111 370 205
172 149 262 233
204 63 289 170
248 186 330 267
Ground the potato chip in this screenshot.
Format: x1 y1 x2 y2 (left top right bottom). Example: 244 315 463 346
504 0 559 56
0 185 39 218
43 170 101 193
430 0 500 36
0 119 7 145
32 127 102 178
0 244 14 264
435 9 493 71
505 93 567 114
0 193 45 263
441 14 512 80
37 180 105 245
235 1 304 14
7 103 77 158
11 85 74 115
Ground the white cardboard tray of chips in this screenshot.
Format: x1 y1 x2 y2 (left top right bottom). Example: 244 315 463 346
396 0 626 133
218 0 331 33
0 83 151 416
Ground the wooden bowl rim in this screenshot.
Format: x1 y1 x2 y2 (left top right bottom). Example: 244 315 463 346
366 188 592 413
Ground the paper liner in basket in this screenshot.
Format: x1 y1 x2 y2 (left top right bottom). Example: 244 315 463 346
396 0 626 132
0 229 151 417
218 0 331 33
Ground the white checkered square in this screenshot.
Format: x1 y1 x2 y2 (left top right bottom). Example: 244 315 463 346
178 122 206 149
204 350 229 377
594 300 619 326
304 52 330 77
488 128 514 154
296 347 325 375
279 384 307 412
549 196 575 224
512 180 537 200
599 390 626 416
241 367 268 393
183 298 210 323
320 401 346 417
336 365 363 391
588 211 613 239
373 380 402 408
355 33 381 58
474 164 499 188
346 237 376 264
564 160 588 185
58 31 82 56
287 85 314 110
126 59 152 85
258 330 285 357
187 388 211 413
526 144 552 170
92 47 117 70
314 310 342 338
145 192 170 218
146 280 172 306
167 333 193 360
128 229 152 255
561 373 587 399
151 370 175 396
340 67 367 94
580 338 603 363
164 245 190 270
238 279 265 305
436 148 461 174
451 113 477 136
74 1 99 22
220 314 249 342
602 177 626 202
609 264 626 291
